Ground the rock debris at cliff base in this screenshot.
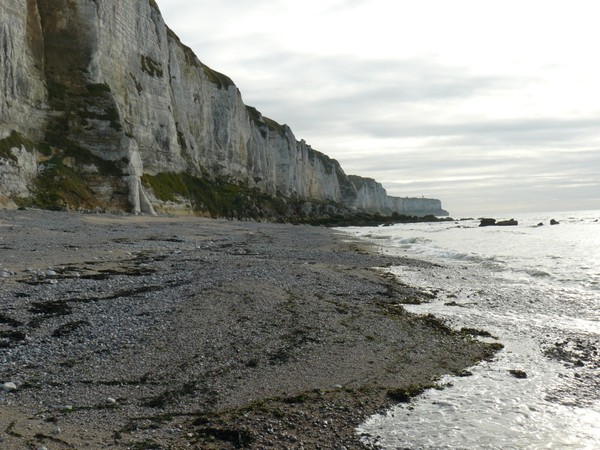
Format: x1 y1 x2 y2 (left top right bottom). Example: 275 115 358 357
0 210 496 449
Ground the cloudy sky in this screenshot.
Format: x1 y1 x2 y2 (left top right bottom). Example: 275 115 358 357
157 0 600 216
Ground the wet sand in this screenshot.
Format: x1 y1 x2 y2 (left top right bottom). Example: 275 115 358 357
0 210 498 449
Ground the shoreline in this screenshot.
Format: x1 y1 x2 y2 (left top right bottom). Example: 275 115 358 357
0 210 500 449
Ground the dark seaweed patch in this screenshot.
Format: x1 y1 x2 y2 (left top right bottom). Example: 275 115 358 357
0 329 27 348
29 300 72 316
0 313 23 327
52 320 90 337
197 427 254 448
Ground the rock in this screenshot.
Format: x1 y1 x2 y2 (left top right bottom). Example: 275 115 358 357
479 218 496 227
45 269 57 277
2 382 17 391
0 270 10 278
479 218 517 226
106 397 117 404
508 369 527 379
496 219 518 226
349 176 448 216
550 219 559 225
537 222 544 227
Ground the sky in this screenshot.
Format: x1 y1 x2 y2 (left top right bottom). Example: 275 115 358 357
157 0 600 217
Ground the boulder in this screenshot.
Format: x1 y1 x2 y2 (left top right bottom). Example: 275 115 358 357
2 382 17 392
479 218 518 227
496 219 518 226
479 218 496 227
550 219 559 225
508 369 527 379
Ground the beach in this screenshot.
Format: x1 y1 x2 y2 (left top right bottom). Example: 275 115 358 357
0 210 498 449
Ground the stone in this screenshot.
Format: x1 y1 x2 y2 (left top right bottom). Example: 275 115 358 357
496 219 518 226
2 382 17 391
508 369 527 379
550 219 559 225
479 218 496 227
479 218 517 227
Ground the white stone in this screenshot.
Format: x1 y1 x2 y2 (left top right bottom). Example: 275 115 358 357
2 382 17 392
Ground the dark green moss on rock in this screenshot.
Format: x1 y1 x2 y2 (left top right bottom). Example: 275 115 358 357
148 0 160 13
85 83 111 96
0 131 35 161
263 116 286 135
141 172 290 219
202 65 234 90
140 55 164 78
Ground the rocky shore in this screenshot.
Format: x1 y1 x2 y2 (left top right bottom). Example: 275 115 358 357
0 210 499 449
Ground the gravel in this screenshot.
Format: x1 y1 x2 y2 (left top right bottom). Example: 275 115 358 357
0 209 499 449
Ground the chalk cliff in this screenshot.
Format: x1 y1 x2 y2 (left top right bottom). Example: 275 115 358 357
0 0 448 218
348 176 447 217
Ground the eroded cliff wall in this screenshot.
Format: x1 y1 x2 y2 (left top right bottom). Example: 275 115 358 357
348 176 448 216
0 0 447 218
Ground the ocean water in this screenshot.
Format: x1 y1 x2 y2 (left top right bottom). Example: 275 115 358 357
343 210 600 449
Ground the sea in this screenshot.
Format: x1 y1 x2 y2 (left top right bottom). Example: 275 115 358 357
342 210 600 450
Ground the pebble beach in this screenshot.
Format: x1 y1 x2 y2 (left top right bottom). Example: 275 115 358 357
0 210 498 449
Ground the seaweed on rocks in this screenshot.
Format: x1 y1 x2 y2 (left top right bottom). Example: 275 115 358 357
51 320 90 338
28 300 72 317
0 330 27 348
387 384 436 403
0 313 23 327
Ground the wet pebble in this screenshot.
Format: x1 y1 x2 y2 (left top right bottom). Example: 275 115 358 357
2 382 17 391
509 369 528 379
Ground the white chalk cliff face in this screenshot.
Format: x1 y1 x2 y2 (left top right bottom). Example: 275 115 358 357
0 0 448 217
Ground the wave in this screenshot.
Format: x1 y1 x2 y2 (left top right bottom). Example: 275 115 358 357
525 269 552 278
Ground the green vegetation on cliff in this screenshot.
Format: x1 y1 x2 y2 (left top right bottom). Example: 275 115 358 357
31 162 97 210
202 66 234 90
13 142 125 211
140 55 164 78
141 172 289 219
0 131 35 161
